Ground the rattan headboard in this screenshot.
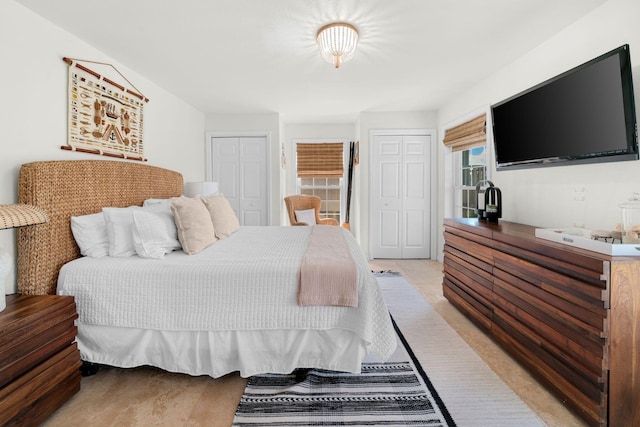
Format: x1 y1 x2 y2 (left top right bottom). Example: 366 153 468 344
17 160 184 295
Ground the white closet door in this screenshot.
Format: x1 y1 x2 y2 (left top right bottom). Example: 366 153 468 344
208 136 268 226
371 133 431 259
372 135 403 258
402 135 429 258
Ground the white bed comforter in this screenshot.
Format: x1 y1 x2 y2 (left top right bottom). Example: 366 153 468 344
58 226 396 361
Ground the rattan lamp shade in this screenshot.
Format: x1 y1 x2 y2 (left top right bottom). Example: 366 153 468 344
0 204 49 230
1 203 48 312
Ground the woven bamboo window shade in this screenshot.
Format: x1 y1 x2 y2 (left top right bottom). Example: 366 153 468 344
443 114 487 152
296 143 344 178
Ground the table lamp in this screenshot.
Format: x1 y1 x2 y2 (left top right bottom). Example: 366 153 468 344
184 181 219 198
0 204 49 312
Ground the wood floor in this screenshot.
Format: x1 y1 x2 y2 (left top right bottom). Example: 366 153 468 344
43 259 586 426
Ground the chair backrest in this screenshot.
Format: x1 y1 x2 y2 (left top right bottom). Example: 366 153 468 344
284 194 321 225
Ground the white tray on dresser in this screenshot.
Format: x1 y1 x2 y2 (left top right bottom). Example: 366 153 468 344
535 227 640 256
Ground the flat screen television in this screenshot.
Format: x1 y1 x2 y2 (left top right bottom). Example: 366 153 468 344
491 44 638 170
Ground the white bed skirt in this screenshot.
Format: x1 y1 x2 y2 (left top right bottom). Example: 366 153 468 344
78 324 369 378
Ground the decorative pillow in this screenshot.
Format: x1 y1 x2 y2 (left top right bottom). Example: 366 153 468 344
171 198 217 255
201 195 240 239
102 206 140 257
70 212 109 258
294 208 317 226
132 209 181 259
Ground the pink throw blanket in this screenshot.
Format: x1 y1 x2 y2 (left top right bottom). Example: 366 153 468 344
298 226 358 307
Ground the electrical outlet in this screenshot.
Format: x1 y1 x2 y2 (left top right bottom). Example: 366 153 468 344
573 185 586 202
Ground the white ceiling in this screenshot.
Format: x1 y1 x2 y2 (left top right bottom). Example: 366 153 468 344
17 0 606 123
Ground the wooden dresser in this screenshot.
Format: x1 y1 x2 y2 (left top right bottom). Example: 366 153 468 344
0 295 81 426
443 218 640 427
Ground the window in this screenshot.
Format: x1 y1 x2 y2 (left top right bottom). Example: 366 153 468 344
296 142 345 224
443 113 488 218
455 146 487 218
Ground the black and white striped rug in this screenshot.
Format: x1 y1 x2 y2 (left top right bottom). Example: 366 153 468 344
232 317 456 426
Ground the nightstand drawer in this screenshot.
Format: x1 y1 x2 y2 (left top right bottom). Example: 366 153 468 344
0 295 81 426
0 344 81 426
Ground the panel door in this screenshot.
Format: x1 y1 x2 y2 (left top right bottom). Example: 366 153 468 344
371 133 430 259
208 136 268 226
238 137 268 225
402 135 430 258
371 135 403 258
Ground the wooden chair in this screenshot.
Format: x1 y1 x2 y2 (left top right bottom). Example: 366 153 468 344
284 195 339 226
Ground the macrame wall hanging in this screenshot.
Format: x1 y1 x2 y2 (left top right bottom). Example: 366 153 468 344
62 57 149 161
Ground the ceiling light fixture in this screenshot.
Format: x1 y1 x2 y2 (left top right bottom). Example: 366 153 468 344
316 22 359 69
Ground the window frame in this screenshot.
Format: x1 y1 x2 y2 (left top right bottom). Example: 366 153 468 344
294 139 348 224
454 145 488 218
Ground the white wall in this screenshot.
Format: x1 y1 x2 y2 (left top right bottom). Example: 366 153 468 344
205 113 281 225
357 111 438 258
203 118 356 226
436 0 640 260
0 1 205 294
279 115 442 255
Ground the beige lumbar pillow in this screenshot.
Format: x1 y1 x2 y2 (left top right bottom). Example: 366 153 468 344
171 198 217 254
201 195 240 239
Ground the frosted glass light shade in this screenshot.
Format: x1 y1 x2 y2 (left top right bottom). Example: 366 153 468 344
185 181 219 197
317 22 359 69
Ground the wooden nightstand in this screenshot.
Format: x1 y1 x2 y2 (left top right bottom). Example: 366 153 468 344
0 294 81 426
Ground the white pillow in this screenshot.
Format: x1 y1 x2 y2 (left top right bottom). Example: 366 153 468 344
103 204 179 258
132 209 181 259
294 208 316 226
142 197 182 209
70 212 109 257
102 206 139 257
201 195 240 238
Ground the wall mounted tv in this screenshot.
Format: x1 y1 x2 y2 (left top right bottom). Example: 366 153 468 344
491 44 638 170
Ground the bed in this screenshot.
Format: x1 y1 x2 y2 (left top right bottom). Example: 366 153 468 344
16 160 396 378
